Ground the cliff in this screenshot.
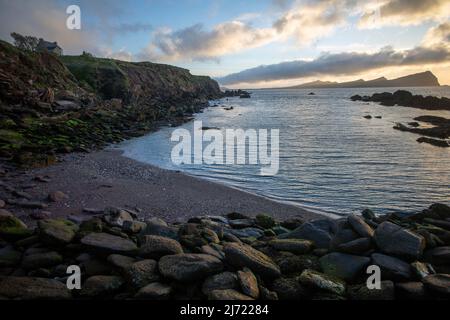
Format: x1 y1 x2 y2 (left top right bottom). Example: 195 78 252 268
0 40 222 167
287 71 440 89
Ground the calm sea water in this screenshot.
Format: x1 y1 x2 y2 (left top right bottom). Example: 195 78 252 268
119 87 450 216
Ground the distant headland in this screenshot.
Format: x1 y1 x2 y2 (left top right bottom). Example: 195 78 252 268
283 71 440 89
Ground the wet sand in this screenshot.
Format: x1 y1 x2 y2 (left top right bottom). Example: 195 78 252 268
2 149 326 224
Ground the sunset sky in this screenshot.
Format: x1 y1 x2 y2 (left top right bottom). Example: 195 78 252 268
1 0 450 88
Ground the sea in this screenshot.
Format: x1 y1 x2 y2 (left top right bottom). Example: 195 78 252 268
118 87 450 217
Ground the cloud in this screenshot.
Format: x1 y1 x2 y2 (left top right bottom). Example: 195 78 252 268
359 0 450 28
138 22 276 62
217 22 450 85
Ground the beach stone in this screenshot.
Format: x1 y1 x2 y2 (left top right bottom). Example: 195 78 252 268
347 280 395 300
208 289 254 300
79 276 124 297
348 215 375 238
82 259 113 277
0 210 32 240
269 239 313 254
279 219 335 249
47 191 68 202
139 235 183 259
38 219 78 245
107 254 136 271
139 221 178 240
81 233 137 255
159 254 223 282
371 253 412 280
330 223 360 249
255 214 275 229
259 286 278 300
396 282 427 300
272 276 307 300
229 219 254 229
272 226 290 235
0 277 71 299
337 237 372 255
122 220 146 233
230 227 264 239
320 252 371 282
223 232 242 243
22 251 63 270
179 224 220 248
135 282 172 300
103 208 134 227
0 245 22 267
125 259 159 289
201 244 225 260
361 209 376 221
299 269 346 295
224 242 281 278
280 217 305 230
237 267 259 299
374 221 425 260
201 271 238 295
423 274 450 296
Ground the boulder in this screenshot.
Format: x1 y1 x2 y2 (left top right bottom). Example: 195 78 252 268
81 233 137 255
255 214 275 229
159 254 223 282
38 219 78 245
201 271 238 295
135 282 172 300
230 227 264 239
22 251 63 270
103 208 134 227
125 260 159 289
79 276 124 297
0 210 32 240
299 269 346 295
374 221 425 260
229 219 255 229
269 239 314 254
275 253 320 274
347 215 374 238
423 274 450 296
139 235 183 259
371 253 412 280
201 244 225 260
279 219 335 249
337 237 372 255
208 289 254 300
320 252 371 282
224 242 281 278
237 267 259 299
424 246 450 265
122 221 146 234
347 280 395 300
0 277 71 299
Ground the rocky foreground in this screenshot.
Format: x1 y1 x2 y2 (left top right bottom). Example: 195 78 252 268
0 203 449 300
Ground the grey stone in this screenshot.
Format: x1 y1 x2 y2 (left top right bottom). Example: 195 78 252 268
348 215 375 238
374 222 425 260
423 274 450 296
348 280 395 300
38 219 78 245
139 235 183 259
201 271 238 295
159 254 223 282
79 276 124 297
299 269 346 295
269 239 313 254
125 260 159 289
22 251 63 270
279 219 335 249
237 267 259 299
135 282 172 300
81 233 137 255
224 242 281 278
371 253 412 280
0 277 71 299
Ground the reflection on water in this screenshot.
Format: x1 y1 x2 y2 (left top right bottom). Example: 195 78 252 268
119 87 450 216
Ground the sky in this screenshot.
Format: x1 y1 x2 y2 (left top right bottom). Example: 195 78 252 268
0 0 450 88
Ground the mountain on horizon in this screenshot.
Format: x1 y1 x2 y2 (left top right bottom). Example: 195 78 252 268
284 71 440 89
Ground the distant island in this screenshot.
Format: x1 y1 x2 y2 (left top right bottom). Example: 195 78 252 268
284 71 440 89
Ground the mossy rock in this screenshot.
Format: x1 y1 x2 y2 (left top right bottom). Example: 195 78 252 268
255 214 275 229
0 210 33 241
38 219 79 245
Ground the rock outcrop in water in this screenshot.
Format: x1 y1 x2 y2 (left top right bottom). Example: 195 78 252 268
0 200 449 300
0 40 222 167
350 90 450 111
393 116 450 148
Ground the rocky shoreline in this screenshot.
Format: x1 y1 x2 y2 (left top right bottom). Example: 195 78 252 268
0 202 449 300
